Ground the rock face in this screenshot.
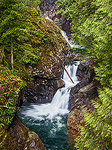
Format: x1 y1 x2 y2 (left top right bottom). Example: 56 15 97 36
24 18 72 103
76 60 95 82
39 0 71 39
67 60 98 138
3 116 46 150
24 78 65 103
29 18 71 79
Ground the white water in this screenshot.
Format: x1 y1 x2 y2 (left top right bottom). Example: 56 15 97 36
45 16 53 22
22 63 79 120
45 16 83 49
60 30 84 49
21 16 80 120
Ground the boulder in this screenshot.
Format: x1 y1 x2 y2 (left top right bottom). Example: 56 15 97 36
72 53 84 61
28 18 71 79
3 116 46 150
24 18 72 103
23 79 64 103
55 79 65 90
67 80 98 137
76 60 95 82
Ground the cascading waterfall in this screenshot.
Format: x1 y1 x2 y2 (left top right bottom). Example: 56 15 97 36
21 63 79 120
60 30 84 49
18 16 79 150
18 63 79 150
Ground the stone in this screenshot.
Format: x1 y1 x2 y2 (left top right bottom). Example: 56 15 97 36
72 53 84 61
28 18 72 79
67 57 98 139
3 116 46 150
39 0 71 39
23 78 63 103
23 17 73 103
76 60 95 82
55 79 65 90
67 80 98 137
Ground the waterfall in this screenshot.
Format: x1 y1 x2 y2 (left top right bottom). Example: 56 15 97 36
21 16 80 120
18 16 80 150
60 30 83 49
22 63 79 120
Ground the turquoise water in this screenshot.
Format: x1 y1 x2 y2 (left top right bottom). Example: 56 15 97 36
18 64 79 150
18 103 73 150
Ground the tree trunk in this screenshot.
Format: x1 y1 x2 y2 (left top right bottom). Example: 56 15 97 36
64 66 74 84
1 46 4 64
11 38 14 70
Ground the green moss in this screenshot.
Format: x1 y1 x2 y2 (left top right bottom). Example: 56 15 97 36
1 6 64 79
0 65 25 147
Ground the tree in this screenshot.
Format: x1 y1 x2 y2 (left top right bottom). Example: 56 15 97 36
75 87 112 150
56 0 112 87
0 0 28 69
56 0 112 149
0 0 41 71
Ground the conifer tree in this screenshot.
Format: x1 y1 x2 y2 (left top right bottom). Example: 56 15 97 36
57 0 112 86
75 87 112 150
0 0 41 71
0 0 28 69
56 0 112 149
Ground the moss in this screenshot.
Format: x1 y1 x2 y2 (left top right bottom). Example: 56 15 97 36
2 6 65 80
0 65 25 148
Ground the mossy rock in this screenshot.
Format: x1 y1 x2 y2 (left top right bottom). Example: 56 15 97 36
0 65 25 148
2 116 46 150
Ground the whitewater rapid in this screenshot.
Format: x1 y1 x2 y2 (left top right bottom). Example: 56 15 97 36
21 63 79 120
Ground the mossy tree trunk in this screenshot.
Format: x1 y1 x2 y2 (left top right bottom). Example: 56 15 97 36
1 46 4 64
11 37 14 70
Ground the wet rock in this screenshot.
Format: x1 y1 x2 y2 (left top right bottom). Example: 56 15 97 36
39 0 71 39
72 53 84 61
24 79 55 103
78 81 97 98
67 80 98 137
67 104 93 138
40 0 57 12
3 116 46 150
67 56 98 138
23 78 65 103
76 60 95 82
28 18 72 79
55 79 65 90
23 18 73 103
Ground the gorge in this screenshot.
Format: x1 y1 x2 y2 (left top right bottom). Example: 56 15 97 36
1 0 110 150
18 63 79 150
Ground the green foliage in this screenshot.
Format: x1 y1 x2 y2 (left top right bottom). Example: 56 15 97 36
57 0 112 87
56 0 112 149
0 0 42 71
0 65 25 147
75 88 112 150
0 0 63 78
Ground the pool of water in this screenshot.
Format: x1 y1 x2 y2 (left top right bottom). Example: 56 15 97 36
18 103 74 150
18 63 79 150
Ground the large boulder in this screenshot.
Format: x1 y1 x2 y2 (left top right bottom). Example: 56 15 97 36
28 18 71 79
24 78 65 103
3 116 46 150
67 80 98 137
67 57 98 141
24 18 71 103
76 60 95 82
